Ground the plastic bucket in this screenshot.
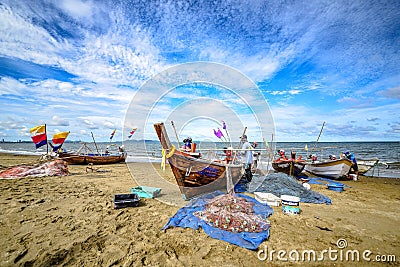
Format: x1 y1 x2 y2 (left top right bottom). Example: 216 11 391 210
349 174 357 181
281 195 300 215
327 184 344 192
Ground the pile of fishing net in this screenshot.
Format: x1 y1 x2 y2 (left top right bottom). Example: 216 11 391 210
0 159 69 179
163 191 273 250
251 173 332 204
194 193 270 233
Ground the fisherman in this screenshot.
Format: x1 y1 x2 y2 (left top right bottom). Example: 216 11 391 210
344 151 359 180
239 135 253 182
182 137 192 152
252 142 260 172
224 147 233 164
278 149 288 160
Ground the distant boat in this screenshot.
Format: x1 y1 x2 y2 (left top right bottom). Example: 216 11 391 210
154 122 244 200
357 158 379 174
57 151 126 165
57 142 126 165
304 158 353 179
272 150 306 176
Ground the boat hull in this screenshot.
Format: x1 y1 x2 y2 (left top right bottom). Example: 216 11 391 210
168 152 243 199
57 152 126 165
154 123 244 200
304 158 353 179
272 160 306 176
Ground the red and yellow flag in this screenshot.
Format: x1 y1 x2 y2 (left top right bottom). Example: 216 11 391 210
30 125 47 149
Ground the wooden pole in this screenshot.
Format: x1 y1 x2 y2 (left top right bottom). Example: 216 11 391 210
45 124 49 155
91 132 101 155
311 121 325 155
171 121 181 148
232 127 247 163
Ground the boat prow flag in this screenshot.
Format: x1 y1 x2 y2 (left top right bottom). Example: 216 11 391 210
110 129 116 140
52 131 69 151
30 125 47 149
128 128 137 139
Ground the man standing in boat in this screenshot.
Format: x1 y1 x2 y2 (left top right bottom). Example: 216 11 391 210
239 135 253 182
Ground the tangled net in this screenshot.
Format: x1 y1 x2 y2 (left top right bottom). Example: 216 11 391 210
0 159 69 179
194 193 270 233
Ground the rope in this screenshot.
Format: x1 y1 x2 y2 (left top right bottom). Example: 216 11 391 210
161 145 176 172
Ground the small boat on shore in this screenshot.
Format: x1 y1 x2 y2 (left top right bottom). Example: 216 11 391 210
57 152 127 165
154 122 244 200
57 141 127 165
272 150 306 176
304 158 353 179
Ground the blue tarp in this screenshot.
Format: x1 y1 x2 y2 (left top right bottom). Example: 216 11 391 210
163 191 274 250
306 177 351 188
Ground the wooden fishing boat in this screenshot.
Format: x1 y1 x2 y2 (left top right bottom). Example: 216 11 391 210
271 150 306 176
154 123 244 200
272 159 306 176
57 152 127 165
304 158 353 179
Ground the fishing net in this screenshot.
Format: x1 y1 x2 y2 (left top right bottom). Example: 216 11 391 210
251 173 332 204
194 193 270 233
0 159 69 179
163 191 273 250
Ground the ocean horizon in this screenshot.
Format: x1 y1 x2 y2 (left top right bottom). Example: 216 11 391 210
1 140 399 178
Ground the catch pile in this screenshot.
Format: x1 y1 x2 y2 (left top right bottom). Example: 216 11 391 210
194 193 270 233
0 160 68 179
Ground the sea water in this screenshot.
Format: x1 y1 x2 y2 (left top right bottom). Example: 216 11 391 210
1 141 399 178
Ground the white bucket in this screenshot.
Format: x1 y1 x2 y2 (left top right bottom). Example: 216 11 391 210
281 195 300 215
350 174 357 181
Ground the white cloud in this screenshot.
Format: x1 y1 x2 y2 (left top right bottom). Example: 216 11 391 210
60 0 94 19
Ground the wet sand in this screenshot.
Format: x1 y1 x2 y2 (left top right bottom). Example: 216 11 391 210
0 153 399 266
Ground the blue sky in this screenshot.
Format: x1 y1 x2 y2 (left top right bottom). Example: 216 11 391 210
0 0 399 142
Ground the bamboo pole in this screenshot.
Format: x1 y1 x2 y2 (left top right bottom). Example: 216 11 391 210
232 127 247 163
45 124 49 155
310 121 325 155
171 121 181 148
91 132 101 155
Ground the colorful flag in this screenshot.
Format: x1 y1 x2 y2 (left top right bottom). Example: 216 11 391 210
222 120 227 130
213 128 226 140
51 131 69 152
305 144 308 151
128 128 137 139
110 129 116 140
30 125 47 149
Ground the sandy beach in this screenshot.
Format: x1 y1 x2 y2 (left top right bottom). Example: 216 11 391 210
0 153 399 266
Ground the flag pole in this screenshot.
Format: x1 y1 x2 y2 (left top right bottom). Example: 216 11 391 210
45 124 49 155
171 121 181 148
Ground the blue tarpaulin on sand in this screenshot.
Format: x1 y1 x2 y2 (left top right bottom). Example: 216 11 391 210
162 191 274 250
306 177 351 188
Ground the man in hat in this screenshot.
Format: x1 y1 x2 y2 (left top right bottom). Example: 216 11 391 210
344 151 359 180
239 134 253 182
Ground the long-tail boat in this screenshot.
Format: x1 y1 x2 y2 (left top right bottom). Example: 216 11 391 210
271 150 306 176
57 142 126 165
57 152 126 165
154 122 244 200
